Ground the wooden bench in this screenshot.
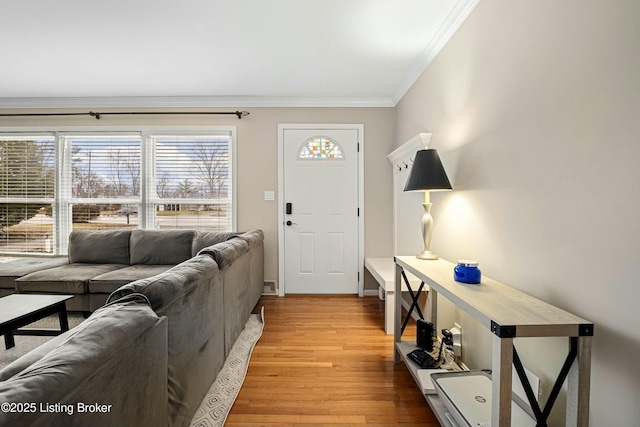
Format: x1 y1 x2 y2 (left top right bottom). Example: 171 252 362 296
365 257 422 334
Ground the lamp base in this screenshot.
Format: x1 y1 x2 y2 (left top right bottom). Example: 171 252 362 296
417 251 439 260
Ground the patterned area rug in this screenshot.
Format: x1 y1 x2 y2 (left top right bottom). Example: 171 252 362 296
0 314 85 371
190 307 265 427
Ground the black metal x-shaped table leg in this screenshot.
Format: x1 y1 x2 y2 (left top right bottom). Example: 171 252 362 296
400 269 425 335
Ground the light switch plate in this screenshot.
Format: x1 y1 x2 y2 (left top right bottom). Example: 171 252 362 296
264 191 275 201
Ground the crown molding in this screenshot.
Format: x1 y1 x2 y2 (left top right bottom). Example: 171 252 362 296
0 96 396 109
390 0 481 105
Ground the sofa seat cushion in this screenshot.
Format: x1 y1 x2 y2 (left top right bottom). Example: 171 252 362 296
89 264 173 294
16 263 128 294
0 258 69 289
130 229 195 265
68 229 132 265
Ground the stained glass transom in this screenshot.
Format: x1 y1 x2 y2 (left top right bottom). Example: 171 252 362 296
297 137 344 160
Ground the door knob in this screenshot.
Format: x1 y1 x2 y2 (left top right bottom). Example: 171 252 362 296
286 220 297 226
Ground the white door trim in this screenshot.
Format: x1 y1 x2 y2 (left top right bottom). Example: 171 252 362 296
278 123 364 297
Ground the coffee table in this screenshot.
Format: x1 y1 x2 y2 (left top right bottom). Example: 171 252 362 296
0 294 73 350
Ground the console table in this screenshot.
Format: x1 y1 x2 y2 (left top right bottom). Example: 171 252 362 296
393 256 593 427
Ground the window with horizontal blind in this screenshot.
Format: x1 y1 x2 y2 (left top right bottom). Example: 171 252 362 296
67 134 142 230
0 127 235 256
0 136 56 253
152 134 232 231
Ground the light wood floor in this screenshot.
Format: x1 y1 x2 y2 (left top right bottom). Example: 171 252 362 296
226 294 439 427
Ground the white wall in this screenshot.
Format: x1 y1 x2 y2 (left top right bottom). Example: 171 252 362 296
395 1 640 425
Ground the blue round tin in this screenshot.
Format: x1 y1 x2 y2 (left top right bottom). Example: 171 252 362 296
454 260 481 284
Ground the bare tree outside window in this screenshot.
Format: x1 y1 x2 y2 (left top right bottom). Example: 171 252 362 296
190 140 229 198
107 148 129 196
126 156 140 196
107 147 140 197
156 172 174 199
73 149 108 198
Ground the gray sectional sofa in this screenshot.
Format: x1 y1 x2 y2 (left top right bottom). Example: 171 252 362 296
0 228 264 427
0 228 252 313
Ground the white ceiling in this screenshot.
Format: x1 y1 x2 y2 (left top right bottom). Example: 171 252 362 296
0 0 478 108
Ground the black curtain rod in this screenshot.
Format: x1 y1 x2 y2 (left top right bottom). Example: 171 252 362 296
0 110 250 120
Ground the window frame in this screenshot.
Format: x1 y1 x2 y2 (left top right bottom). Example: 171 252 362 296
148 132 235 232
0 126 237 256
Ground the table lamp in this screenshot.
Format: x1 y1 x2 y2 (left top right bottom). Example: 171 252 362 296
404 149 452 260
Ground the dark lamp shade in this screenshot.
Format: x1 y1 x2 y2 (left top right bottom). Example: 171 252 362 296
404 149 452 192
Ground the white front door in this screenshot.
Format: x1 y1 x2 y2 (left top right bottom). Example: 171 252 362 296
282 127 359 294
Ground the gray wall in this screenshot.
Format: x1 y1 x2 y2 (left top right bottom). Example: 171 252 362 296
395 1 640 425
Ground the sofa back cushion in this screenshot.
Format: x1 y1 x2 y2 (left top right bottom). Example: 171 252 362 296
191 231 240 256
68 230 131 264
130 230 195 265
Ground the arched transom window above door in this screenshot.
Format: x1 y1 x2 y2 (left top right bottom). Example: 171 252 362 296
297 136 344 160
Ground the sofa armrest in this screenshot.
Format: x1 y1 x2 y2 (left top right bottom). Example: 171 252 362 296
0 296 167 427
197 238 249 269
237 229 264 249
